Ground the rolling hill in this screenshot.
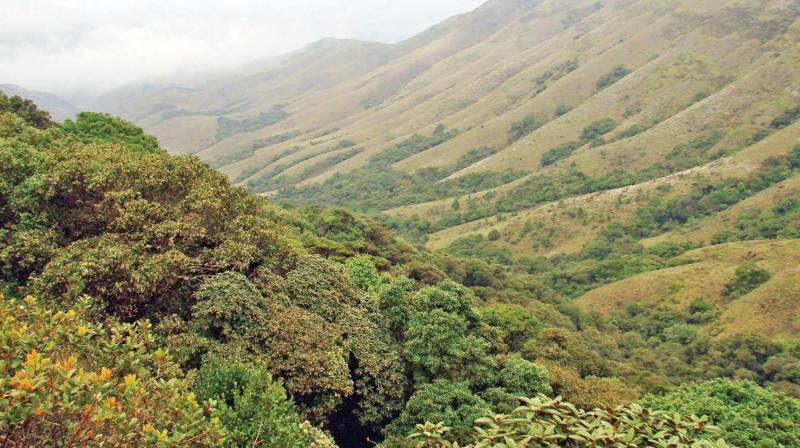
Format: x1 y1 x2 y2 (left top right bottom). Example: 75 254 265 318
98 0 800 348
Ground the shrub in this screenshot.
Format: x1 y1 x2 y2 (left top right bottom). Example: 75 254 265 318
0 295 224 446
642 379 800 448
581 118 617 141
507 114 546 144
722 263 770 297
410 395 728 447
597 65 632 90
193 359 310 447
554 104 573 117
541 141 582 166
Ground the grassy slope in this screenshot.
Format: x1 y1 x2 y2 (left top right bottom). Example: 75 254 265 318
576 239 800 341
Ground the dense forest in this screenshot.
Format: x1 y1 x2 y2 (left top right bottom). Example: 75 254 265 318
2 88 800 448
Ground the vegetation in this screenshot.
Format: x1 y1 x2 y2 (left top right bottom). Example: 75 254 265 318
2 92 799 447
643 379 800 448
596 65 632 90
410 395 728 447
507 114 547 144
0 295 225 446
62 112 162 153
215 104 289 141
276 127 527 211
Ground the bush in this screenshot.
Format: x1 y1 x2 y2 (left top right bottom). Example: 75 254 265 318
0 295 224 446
581 118 617 141
596 65 632 90
722 263 770 298
507 114 546 144
554 104 573 117
193 359 310 447
642 379 800 448
410 395 728 447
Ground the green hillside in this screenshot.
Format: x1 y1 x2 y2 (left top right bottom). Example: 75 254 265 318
4 0 800 446
4 86 800 447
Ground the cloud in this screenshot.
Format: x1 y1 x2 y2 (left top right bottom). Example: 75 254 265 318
0 0 487 96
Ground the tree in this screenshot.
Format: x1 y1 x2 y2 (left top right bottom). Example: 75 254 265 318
345 255 380 291
193 359 311 447
404 309 490 383
493 355 551 399
0 92 54 128
478 304 540 351
386 380 490 443
61 112 162 153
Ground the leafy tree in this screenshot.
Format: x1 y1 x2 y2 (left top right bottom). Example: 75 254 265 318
386 380 490 443
193 359 310 447
404 309 490 383
345 255 380 291
493 354 550 398
477 304 540 351
0 92 54 129
642 379 800 448
61 112 162 153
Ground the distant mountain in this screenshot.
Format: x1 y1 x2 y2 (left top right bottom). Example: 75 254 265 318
0 84 79 122
99 0 800 185
92 0 800 356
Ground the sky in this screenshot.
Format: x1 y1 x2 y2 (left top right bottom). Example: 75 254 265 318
0 0 487 97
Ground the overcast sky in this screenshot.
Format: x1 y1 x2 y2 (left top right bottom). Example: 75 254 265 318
0 0 487 97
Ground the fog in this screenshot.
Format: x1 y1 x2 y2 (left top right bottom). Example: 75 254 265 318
0 0 486 97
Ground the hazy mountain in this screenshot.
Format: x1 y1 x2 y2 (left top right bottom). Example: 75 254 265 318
0 83 79 121
96 0 800 331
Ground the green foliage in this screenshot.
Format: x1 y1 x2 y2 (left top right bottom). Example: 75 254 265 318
770 105 800 129
477 304 540 351
276 126 527 213
596 65 632 90
61 112 162 153
541 141 581 166
0 295 224 446
193 359 310 447
493 355 551 399
216 104 289 141
0 92 54 129
386 380 490 442
713 193 800 244
581 118 617 141
345 255 380 291
507 114 547 144
722 263 770 298
554 103 572 117
411 395 727 447
405 309 489 383
642 379 800 448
